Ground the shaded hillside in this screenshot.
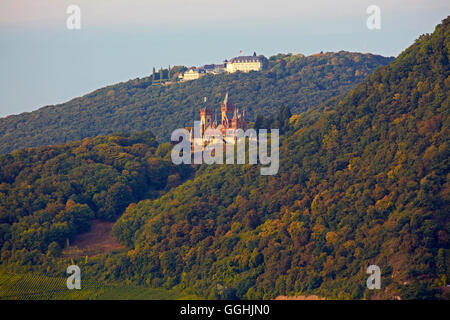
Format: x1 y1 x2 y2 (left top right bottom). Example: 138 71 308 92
0 52 392 154
0 132 190 265
109 18 449 299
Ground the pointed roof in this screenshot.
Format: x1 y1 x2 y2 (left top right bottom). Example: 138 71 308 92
223 92 229 105
229 56 260 63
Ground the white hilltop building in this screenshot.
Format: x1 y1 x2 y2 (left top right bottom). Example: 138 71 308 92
225 55 262 73
179 53 262 81
180 68 206 81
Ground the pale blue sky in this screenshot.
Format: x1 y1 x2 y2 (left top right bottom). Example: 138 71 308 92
0 0 449 117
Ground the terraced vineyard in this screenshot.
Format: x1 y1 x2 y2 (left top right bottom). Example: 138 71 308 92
0 271 199 300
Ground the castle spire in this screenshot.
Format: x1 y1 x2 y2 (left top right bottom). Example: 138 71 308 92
224 91 229 105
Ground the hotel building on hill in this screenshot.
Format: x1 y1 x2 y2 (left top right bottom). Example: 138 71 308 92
225 56 262 73
180 53 262 81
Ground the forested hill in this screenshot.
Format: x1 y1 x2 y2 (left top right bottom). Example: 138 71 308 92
110 18 449 299
0 51 392 154
0 132 191 265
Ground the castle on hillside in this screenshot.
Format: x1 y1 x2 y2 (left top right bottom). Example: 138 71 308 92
189 93 248 149
200 92 248 135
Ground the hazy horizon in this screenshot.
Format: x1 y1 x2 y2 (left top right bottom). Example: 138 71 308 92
0 0 449 118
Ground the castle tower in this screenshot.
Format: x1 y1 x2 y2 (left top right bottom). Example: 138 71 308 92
231 108 239 130
221 92 234 129
200 108 212 132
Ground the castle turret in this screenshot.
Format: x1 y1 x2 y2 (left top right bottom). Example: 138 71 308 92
200 108 212 133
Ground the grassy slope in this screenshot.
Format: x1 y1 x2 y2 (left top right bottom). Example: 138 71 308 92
0 270 199 300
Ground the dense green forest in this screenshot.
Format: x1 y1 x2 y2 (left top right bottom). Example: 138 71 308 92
0 132 191 265
105 18 448 299
0 51 392 154
0 18 448 300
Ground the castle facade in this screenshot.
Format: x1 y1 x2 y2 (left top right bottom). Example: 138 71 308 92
200 92 248 135
225 56 262 73
190 93 248 149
